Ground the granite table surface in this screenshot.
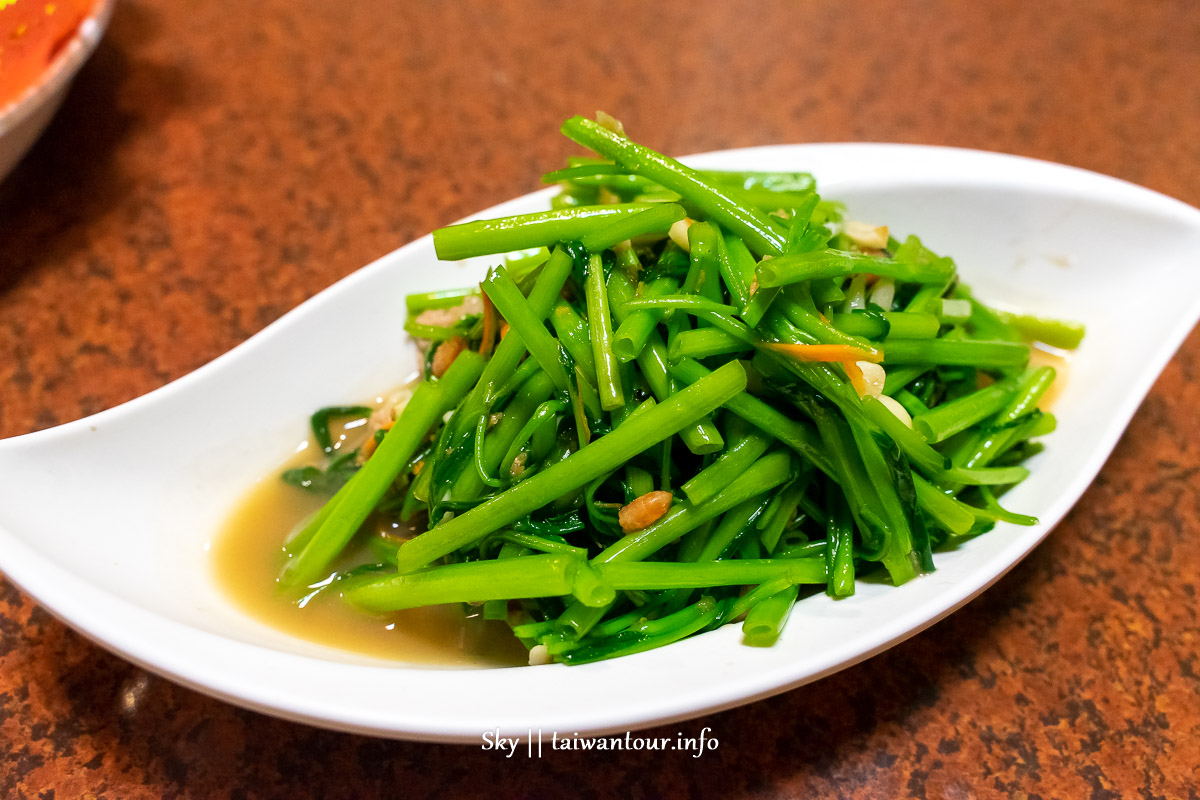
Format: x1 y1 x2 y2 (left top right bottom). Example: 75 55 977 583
2 1 1199 797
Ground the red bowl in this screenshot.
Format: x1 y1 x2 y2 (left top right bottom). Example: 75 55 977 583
0 0 116 180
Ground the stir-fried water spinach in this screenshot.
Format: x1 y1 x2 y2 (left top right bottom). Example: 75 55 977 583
274 114 1083 665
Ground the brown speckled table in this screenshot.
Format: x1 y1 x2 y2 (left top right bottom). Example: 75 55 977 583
3 1 1200 797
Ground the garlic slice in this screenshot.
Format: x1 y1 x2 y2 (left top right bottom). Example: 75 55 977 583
845 220 890 250
877 394 913 427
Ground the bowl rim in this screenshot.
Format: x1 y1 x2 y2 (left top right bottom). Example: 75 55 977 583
0 0 117 133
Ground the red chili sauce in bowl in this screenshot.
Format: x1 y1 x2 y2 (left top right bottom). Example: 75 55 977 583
0 0 98 110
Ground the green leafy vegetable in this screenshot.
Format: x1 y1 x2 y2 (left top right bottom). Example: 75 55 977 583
269 113 1085 665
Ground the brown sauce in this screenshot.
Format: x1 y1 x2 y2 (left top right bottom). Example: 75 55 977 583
211 410 527 668
975 343 1071 410
1028 344 1071 410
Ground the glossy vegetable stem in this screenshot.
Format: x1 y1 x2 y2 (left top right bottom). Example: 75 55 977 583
389 361 749 574
280 350 486 588
560 116 787 257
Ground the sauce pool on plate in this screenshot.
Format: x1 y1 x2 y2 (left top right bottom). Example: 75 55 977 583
1029 344 1071 410
211 409 527 668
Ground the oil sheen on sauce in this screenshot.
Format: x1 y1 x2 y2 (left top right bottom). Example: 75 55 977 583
212 409 526 668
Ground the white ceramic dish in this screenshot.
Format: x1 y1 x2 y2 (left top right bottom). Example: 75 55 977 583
0 0 115 182
1 144 1198 743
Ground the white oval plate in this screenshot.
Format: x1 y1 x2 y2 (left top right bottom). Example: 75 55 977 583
1 144 1198 742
